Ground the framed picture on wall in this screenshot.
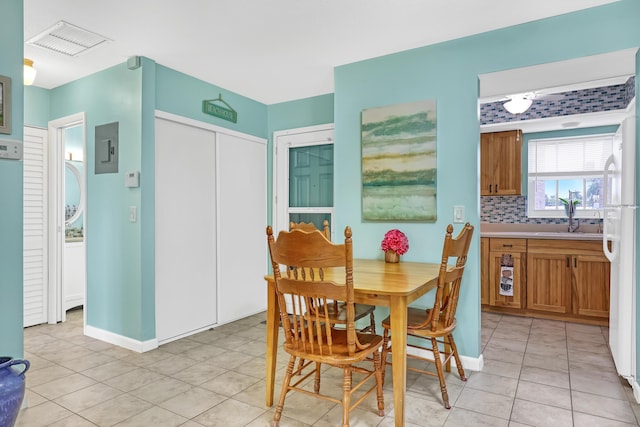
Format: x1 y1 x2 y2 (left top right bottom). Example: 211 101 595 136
0 75 11 134
361 99 437 221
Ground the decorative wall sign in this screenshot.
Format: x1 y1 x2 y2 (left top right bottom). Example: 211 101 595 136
202 93 237 123
361 99 437 221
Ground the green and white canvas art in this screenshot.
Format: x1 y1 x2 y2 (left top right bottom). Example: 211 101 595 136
361 99 437 221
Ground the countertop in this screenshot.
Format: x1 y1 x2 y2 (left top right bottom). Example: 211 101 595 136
481 223 604 241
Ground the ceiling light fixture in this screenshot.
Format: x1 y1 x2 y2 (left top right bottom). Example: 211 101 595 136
24 58 37 86
503 94 532 114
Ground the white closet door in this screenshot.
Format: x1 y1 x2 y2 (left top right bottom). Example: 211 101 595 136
155 118 217 343
217 133 267 323
23 126 48 327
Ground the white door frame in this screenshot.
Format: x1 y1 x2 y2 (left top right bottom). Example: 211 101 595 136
48 112 86 324
273 123 334 236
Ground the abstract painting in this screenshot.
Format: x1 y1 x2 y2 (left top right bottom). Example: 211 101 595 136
361 99 437 221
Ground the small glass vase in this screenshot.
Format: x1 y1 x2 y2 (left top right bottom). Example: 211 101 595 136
385 250 400 263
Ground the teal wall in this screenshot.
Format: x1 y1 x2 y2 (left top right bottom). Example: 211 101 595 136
140 57 157 339
49 63 147 339
155 65 268 139
24 86 50 128
0 0 24 358
334 0 640 358
268 93 334 132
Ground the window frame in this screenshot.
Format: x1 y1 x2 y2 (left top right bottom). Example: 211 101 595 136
526 132 614 219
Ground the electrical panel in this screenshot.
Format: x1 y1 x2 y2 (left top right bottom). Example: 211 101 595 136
95 122 119 174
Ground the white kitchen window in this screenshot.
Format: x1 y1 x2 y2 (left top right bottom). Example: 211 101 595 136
527 134 614 218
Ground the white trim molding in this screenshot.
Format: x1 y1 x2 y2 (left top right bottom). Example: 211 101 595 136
85 324 158 353
407 346 484 372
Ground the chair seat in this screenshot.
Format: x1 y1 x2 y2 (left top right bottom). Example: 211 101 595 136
285 329 383 363
318 302 376 323
381 307 457 337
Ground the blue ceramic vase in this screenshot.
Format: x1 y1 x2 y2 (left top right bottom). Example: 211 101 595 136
0 357 29 427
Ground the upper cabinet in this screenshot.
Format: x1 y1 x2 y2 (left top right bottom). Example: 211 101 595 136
480 130 522 196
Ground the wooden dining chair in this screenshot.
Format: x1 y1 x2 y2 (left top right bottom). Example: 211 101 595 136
289 219 331 240
289 220 377 334
266 225 385 427
381 222 474 409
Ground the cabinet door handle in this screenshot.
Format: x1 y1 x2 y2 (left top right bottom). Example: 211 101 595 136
574 258 577 268
502 244 512 248
489 184 492 193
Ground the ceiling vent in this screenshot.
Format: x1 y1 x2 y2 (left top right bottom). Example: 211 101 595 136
26 21 110 56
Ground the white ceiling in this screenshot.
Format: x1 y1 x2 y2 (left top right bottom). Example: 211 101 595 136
24 0 621 105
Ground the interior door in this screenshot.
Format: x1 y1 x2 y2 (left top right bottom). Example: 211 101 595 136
155 117 217 343
274 125 334 237
23 126 48 327
216 132 267 324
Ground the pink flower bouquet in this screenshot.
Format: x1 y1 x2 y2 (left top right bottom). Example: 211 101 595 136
381 229 409 255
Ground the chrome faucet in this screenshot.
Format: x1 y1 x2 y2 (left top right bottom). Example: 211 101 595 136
566 194 580 233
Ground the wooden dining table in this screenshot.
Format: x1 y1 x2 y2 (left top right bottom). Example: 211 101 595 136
264 258 441 427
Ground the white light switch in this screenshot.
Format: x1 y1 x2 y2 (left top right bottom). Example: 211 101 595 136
129 206 137 223
453 205 465 223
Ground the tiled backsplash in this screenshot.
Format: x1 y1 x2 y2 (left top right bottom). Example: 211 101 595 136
481 195 599 225
480 76 635 125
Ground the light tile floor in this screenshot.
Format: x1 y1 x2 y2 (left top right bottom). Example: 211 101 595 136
15 309 640 426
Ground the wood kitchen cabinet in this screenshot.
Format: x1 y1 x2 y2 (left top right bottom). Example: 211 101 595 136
488 238 526 309
481 236 610 325
526 251 572 314
572 251 610 318
481 237 489 305
527 239 610 320
480 130 522 196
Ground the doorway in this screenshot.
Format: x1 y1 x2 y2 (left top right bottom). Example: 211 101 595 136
273 124 334 237
477 50 637 373
48 113 86 324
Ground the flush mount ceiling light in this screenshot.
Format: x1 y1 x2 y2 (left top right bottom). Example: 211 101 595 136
503 94 533 114
24 58 37 85
26 21 110 56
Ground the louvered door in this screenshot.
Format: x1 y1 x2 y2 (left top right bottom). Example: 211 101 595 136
23 126 48 327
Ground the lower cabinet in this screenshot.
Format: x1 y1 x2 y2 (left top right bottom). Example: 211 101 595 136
489 238 526 309
572 253 611 318
526 251 571 314
527 239 610 320
482 237 610 324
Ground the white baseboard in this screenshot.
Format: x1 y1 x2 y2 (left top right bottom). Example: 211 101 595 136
406 346 484 371
84 325 158 353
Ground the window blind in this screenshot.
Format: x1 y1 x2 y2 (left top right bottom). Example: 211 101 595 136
528 134 614 177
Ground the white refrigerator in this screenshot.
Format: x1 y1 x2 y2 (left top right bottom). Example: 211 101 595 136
603 112 636 383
